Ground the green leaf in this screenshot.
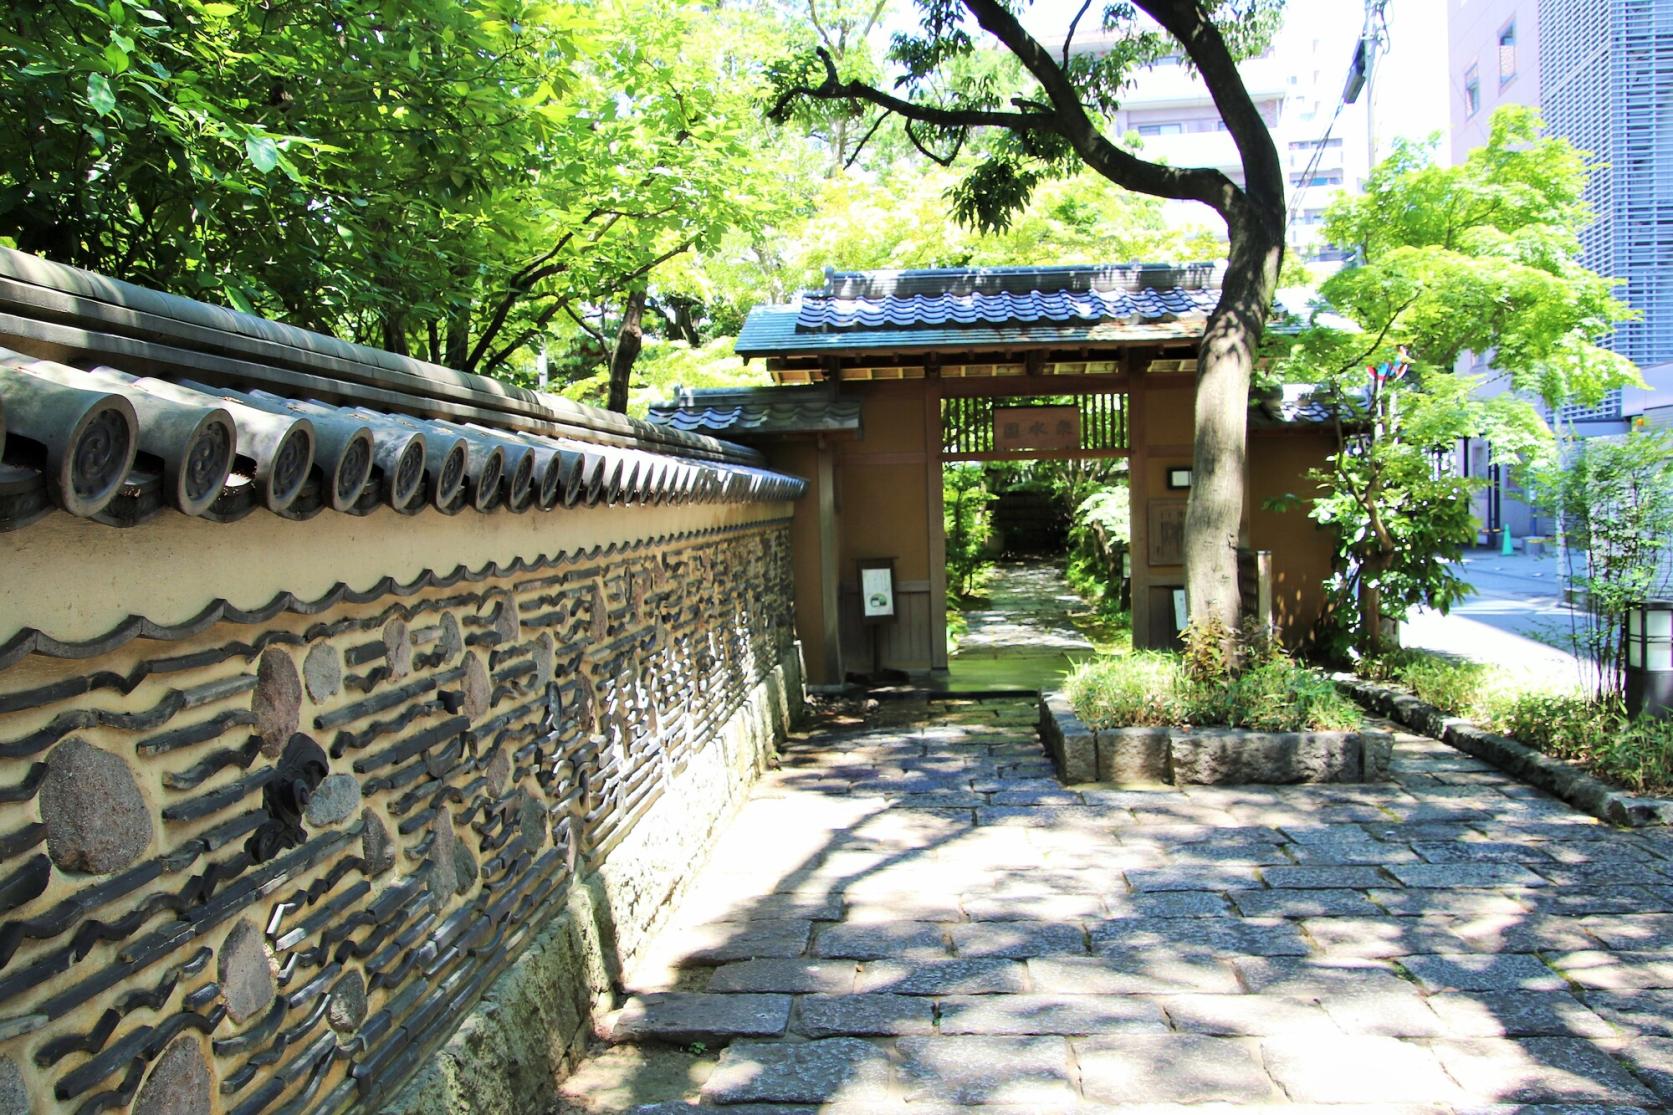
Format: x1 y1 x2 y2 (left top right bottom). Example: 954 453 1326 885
244 134 278 173
201 2 238 16
86 72 116 117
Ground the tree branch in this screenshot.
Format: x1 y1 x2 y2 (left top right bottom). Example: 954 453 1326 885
771 46 1053 134
958 0 1239 211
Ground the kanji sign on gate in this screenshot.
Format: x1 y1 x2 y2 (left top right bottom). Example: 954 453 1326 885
993 404 1080 451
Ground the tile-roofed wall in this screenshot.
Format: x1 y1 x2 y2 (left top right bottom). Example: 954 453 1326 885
795 286 1219 332
0 250 803 532
0 250 809 1115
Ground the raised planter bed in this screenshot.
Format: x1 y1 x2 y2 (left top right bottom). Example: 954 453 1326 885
1335 675 1673 827
1038 691 1393 785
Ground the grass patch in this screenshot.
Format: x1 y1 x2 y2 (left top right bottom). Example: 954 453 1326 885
1359 648 1494 719
1065 651 1362 733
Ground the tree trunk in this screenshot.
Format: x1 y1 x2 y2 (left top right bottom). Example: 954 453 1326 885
445 304 471 372
1358 550 1393 654
606 288 648 414
1184 201 1283 638
380 313 409 358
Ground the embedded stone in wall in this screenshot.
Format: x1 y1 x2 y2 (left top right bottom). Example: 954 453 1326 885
131 1035 212 1115
492 593 521 644
462 653 491 720
517 792 548 852
328 971 368 1033
532 633 555 687
305 774 361 827
219 919 275 1024
41 737 151 874
452 835 479 894
0 1056 28 1115
304 641 342 702
428 811 458 899
384 617 414 679
252 648 302 755
437 612 462 661
362 809 395 874
484 750 511 797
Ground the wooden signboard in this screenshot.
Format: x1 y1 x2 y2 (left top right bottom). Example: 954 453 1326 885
1148 499 1187 566
993 405 1080 452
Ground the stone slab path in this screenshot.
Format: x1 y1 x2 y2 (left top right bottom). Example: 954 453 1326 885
556 697 1673 1113
946 561 1095 692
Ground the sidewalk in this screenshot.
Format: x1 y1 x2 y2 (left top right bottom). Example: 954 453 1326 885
556 696 1673 1112
1402 548 1588 691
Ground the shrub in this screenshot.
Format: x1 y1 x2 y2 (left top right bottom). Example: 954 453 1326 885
1065 650 1362 732
1492 694 1673 794
1359 648 1491 718
1063 653 1180 728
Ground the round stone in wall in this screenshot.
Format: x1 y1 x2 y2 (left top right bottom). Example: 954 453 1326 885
327 971 367 1033
383 617 413 680
252 648 302 756
0 1056 30 1115
303 641 342 702
218 919 275 1025
40 737 151 875
461 653 491 721
436 612 462 662
305 774 361 827
361 809 394 875
131 1035 212 1115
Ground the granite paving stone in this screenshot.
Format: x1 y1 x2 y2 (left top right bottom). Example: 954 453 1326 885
1317 992 1449 1037
565 694 1673 1111
1158 993 1339 1036
894 1035 1076 1105
1075 1033 1280 1103
934 993 1168 1035
795 994 934 1037
707 959 858 994
1399 952 1567 992
812 921 947 959
611 993 792 1044
1262 1035 1462 1104
1425 991 1617 1038
700 1038 892 1105
1581 989 1673 1035
949 921 1087 958
854 958 1029 995
1432 1038 1658 1104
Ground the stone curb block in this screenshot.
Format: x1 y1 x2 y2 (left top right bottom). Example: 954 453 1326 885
1333 675 1673 827
1039 692 1391 786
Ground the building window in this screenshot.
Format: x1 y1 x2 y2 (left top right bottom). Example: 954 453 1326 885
1288 138 1343 151
1136 122 1183 136
1464 64 1481 117
1498 22 1517 83
1290 170 1343 188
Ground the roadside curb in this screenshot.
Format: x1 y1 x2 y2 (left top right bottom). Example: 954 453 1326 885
1333 675 1673 827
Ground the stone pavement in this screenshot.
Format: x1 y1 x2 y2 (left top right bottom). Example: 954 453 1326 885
556 697 1673 1113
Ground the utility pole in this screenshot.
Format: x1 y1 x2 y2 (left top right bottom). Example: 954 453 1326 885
1362 0 1388 166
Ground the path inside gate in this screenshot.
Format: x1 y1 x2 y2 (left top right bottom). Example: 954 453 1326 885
556 696 1673 1112
944 560 1096 693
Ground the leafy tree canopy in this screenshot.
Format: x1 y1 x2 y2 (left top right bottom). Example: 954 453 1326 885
1277 105 1643 657
0 0 805 374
